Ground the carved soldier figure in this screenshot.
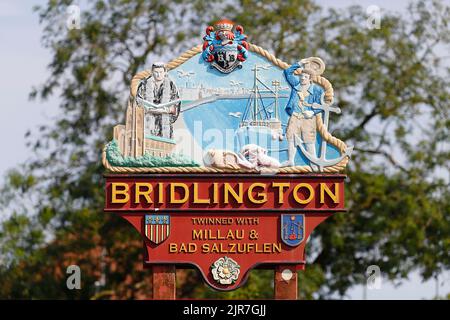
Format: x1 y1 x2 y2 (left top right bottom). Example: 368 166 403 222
281 60 324 167
136 62 181 140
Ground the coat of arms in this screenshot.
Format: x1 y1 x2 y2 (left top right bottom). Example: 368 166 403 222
281 214 305 247
144 215 170 245
201 19 248 73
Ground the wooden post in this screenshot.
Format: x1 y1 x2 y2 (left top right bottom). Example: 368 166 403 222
152 265 176 300
274 265 297 299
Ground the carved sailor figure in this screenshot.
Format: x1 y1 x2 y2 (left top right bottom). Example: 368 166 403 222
136 62 181 139
281 59 324 167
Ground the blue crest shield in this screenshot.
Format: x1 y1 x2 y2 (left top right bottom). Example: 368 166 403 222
281 214 305 247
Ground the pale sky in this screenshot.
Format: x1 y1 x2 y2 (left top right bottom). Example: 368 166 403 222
0 0 448 299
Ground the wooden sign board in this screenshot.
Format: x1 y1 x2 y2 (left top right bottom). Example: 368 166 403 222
105 174 345 290
102 19 352 297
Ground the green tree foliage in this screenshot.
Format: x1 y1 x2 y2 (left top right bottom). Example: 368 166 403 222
0 0 448 299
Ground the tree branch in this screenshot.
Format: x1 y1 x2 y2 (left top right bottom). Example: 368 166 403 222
354 147 408 172
343 107 378 141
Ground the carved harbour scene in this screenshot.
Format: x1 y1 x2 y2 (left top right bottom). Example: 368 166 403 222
103 19 352 173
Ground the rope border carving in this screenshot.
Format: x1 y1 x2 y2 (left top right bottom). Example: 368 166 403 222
104 43 348 174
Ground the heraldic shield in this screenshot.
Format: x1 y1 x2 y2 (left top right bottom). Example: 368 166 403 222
212 46 240 73
281 214 305 247
144 215 170 244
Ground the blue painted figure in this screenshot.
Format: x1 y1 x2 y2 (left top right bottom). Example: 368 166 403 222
282 60 324 167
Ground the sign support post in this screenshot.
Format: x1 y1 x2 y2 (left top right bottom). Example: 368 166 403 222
274 265 298 299
150 264 299 299
152 265 176 300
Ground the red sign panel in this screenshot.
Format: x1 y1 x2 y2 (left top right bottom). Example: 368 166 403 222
104 174 346 290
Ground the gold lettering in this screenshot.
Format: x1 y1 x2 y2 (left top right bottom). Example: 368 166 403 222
293 183 314 204
170 183 189 204
248 183 267 204
157 182 164 204
273 243 282 253
223 183 243 204
193 183 210 204
272 182 290 204
237 243 246 253
111 182 129 203
134 183 153 204
211 243 219 253
169 243 177 253
187 243 197 253
198 242 283 254
173 243 198 253
213 183 219 204
320 183 340 204
192 229 203 240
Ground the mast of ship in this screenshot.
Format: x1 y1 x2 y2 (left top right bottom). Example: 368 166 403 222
240 64 276 126
272 80 280 120
251 64 259 121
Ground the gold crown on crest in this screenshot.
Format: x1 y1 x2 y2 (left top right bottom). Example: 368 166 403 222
214 19 234 31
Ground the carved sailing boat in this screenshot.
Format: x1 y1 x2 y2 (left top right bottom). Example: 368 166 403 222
235 64 284 153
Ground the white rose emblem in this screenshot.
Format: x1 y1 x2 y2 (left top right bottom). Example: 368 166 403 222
211 256 240 285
